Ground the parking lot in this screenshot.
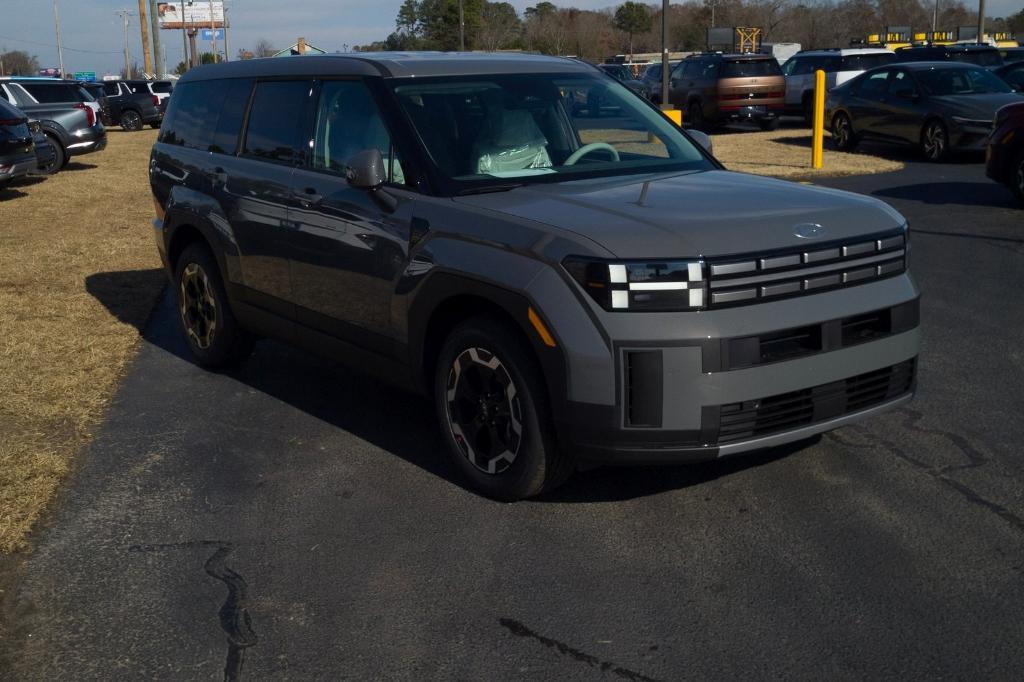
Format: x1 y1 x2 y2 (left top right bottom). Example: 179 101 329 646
1 123 1023 678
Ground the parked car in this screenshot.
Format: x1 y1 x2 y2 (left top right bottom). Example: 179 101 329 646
0 79 106 171
985 101 1024 205
10 77 102 120
827 62 1024 161
597 64 646 96
29 119 58 174
125 79 174 106
669 53 785 130
96 80 163 131
781 48 895 123
639 61 679 102
999 47 1024 63
894 44 1004 69
0 98 36 189
151 53 919 498
994 61 1024 91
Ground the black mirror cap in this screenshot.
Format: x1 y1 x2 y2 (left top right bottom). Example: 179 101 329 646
346 148 387 190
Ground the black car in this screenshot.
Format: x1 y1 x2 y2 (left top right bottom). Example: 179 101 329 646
827 62 1024 161
894 44 1004 69
0 98 35 189
639 61 679 102
0 79 106 170
999 47 1024 63
89 80 162 131
994 61 1024 92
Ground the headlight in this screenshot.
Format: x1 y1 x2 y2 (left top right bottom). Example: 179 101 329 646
563 257 706 311
951 116 990 126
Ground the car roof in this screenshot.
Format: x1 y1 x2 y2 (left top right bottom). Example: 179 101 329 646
897 61 988 70
797 48 893 56
178 52 596 83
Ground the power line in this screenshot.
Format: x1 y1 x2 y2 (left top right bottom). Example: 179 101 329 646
0 34 122 54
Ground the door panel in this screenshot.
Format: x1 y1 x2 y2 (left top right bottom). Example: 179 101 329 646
288 80 412 346
880 70 925 143
848 69 891 139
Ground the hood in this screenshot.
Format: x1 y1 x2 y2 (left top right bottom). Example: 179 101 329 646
933 93 1024 119
454 169 905 258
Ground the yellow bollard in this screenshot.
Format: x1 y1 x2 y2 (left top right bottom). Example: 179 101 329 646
812 69 825 169
662 107 682 127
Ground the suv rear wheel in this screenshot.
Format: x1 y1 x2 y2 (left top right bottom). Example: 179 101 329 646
120 110 143 132
1010 149 1024 205
174 242 254 368
434 317 571 500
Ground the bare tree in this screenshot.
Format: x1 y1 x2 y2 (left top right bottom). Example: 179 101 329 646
254 38 276 58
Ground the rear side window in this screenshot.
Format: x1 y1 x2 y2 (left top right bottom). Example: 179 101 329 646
159 80 228 150
841 53 895 71
242 80 312 164
151 82 173 94
19 83 82 103
210 79 252 154
721 60 781 77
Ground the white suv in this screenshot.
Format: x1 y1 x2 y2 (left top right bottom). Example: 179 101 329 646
781 48 895 123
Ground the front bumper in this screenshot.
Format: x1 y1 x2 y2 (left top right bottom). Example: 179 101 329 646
541 273 920 466
950 123 993 152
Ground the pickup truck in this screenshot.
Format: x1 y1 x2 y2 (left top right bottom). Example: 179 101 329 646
85 80 163 132
0 79 106 171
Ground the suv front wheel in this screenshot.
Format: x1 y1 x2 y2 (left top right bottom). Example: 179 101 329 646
174 242 254 368
434 317 572 500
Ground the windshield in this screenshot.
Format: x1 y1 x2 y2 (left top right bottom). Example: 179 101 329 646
722 59 781 77
841 53 896 71
389 73 712 194
915 66 1013 95
950 50 1003 67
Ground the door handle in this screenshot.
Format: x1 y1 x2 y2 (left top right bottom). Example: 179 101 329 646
293 187 323 205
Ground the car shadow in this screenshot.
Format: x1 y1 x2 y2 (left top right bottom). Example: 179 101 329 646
0 186 29 200
63 162 98 172
85 273 823 504
873 181 1017 208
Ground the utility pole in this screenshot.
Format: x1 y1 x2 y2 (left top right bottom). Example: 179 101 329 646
117 10 132 78
209 0 218 63
932 0 939 33
459 0 465 51
223 6 230 61
150 0 164 76
189 30 198 66
137 0 153 76
53 0 66 78
977 0 986 44
661 0 669 106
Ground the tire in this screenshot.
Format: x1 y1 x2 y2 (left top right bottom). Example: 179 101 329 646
150 122 161 129
39 135 64 175
921 119 949 162
174 242 254 368
1009 149 1024 206
759 117 780 132
434 316 572 500
688 101 706 132
831 112 858 151
120 109 143 132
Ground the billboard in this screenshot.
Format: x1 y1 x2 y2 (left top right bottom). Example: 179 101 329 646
157 2 225 29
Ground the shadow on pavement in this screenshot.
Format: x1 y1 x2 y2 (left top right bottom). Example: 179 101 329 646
85 276 818 504
63 162 98 172
873 181 1015 208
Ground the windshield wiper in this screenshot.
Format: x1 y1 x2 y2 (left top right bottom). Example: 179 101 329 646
457 183 525 196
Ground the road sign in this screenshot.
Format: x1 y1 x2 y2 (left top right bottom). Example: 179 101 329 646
200 29 224 41
74 71 97 82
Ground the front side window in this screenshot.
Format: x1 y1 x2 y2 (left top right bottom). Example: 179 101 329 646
311 80 404 184
888 70 917 98
242 80 312 163
390 72 711 194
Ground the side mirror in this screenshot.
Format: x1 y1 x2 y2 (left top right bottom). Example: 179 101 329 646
689 129 713 155
346 148 387 190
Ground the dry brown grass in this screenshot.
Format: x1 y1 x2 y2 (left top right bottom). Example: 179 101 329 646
713 128 904 178
0 130 165 552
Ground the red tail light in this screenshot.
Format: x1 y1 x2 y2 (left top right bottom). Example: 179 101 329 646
152 95 160 107
74 102 96 127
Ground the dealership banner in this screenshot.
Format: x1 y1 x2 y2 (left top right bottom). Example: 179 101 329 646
156 2 225 29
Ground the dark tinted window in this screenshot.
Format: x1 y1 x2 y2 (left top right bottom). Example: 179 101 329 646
645 64 661 80
858 69 891 98
210 78 252 154
888 70 917 97
915 66 1012 95
102 82 120 96
19 82 84 103
151 82 173 93
721 59 781 77
242 80 311 163
841 53 895 71
951 49 1002 67
999 64 1024 89
159 80 228 150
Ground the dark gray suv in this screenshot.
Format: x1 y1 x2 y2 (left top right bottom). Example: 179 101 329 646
150 53 919 499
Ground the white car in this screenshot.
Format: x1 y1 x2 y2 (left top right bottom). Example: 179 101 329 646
781 48 895 123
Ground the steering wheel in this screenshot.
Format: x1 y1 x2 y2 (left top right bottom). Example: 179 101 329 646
564 142 620 166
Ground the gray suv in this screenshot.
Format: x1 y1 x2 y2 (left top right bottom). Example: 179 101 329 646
150 54 919 499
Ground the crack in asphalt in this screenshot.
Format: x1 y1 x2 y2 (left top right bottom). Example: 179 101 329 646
499 618 662 681
828 407 1024 534
128 541 257 681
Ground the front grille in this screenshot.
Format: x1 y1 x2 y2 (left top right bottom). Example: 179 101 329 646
705 231 907 308
716 359 915 444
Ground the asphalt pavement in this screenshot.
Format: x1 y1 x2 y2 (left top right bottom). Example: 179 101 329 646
2 151 1023 680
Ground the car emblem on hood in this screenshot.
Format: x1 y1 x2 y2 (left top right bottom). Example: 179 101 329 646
793 223 826 239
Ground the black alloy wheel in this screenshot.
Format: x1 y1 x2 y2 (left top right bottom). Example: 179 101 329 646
120 110 143 132
39 135 64 174
921 120 948 162
832 112 857 151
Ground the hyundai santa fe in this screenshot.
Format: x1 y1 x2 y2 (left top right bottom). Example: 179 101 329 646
150 53 920 499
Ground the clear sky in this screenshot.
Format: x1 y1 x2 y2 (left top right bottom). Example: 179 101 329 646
0 0 1018 77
